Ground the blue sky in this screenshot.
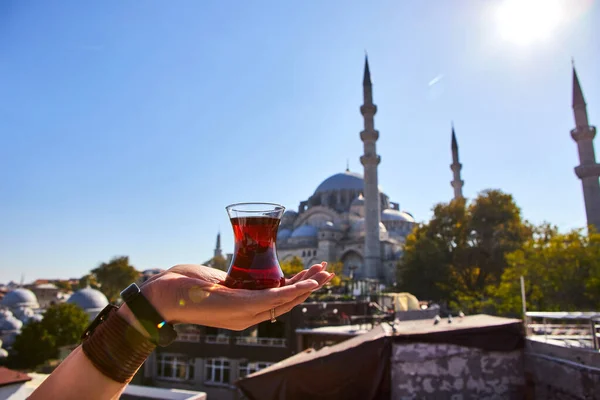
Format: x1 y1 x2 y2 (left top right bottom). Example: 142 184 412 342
1 1 598 283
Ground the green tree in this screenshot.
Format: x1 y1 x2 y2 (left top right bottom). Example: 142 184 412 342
42 303 90 348
490 225 600 316
327 261 344 286
92 256 140 302
78 274 99 290
280 256 305 278
54 280 72 292
398 190 531 313
10 303 89 369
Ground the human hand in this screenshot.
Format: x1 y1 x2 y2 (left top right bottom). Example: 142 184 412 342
127 263 333 332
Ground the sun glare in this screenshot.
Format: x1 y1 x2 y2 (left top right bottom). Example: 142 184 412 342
496 0 565 46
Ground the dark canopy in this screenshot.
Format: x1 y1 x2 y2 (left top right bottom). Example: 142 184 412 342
236 315 524 400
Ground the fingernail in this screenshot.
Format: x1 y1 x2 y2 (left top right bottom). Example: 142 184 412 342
297 280 319 290
321 261 328 269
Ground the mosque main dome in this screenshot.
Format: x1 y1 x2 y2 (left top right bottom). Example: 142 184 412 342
314 170 384 195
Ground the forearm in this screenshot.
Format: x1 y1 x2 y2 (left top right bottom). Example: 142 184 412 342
30 305 150 400
30 345 129 400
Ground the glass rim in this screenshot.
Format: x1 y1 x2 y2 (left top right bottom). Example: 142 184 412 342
226 202 285 213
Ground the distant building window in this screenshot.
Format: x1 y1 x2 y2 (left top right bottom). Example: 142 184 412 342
205 357 230 384
313 250 317 256
302 250 305 257
238 361 273 379
156 354 195 381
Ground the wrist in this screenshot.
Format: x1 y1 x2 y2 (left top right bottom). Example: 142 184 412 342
119 281 178 347
117 304 152 339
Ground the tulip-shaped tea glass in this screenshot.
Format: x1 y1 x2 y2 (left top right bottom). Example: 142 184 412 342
224 202 286 290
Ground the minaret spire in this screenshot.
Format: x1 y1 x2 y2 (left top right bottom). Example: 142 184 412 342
363 55 372 87
214 231 223 258
359 55 382 281
450 123 464 200
570 64 600 231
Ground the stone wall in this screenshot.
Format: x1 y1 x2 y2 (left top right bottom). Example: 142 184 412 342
391 342 525 399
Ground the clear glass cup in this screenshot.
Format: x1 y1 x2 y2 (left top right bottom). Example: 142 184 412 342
223 202 286 290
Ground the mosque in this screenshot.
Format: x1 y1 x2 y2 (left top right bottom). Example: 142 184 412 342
213 58 418 286
0 285 109 356
210 59 599 288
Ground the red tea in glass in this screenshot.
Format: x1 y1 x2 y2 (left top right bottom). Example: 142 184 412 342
223 203 285 290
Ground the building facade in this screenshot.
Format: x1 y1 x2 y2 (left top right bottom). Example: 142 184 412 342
138 301 371 400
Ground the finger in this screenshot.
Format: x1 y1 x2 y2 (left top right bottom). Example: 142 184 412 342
311 271 333 287
252 291 312 325
301 263 325 281
285 269 308 286
255 279 319 309
317 273 335 289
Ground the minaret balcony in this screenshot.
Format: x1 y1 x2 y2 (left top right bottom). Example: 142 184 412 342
571 125 596 142
450 163 462 172
360 104 377 116
360 154 381 166
360 129 379 142
575 163 600 179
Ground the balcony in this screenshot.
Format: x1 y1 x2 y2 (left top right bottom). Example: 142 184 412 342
204 335 231 344
235 336 287 347
175 333 201 343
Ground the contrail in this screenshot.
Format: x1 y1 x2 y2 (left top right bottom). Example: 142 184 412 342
428 74 444 86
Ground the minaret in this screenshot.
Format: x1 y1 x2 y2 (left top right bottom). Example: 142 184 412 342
214 232 223 258
571 64 600 231
359 56 382 280
450 123 464 200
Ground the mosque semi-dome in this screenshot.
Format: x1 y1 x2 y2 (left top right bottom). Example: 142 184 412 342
319 221 340 232
1 288 39 310
381 208 416 223
291 225 319 238
67 287 109 311
277 228 293 241
0 314 23 332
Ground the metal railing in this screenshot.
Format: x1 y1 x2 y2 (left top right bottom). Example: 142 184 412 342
204 335 231 344
235 336 287 347
175 333 201 342
525 311 600 350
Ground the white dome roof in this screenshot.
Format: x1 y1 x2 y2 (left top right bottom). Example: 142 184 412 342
12 307 35 321
1 288 39 309
0 314 23 331
291 225 319 238
319 221 340 231
67 287 109 311
27 314 44 324
381 209 415 223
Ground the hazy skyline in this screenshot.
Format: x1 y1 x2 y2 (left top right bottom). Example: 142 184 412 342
1 1 599 283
